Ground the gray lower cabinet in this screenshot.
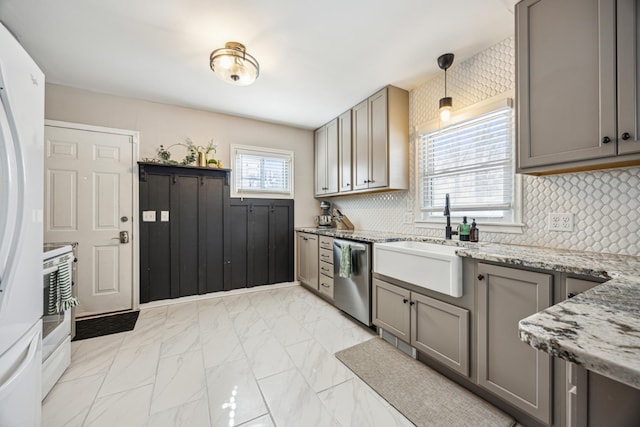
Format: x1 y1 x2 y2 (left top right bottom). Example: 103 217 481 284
297 232 318 290
372 278 470 376
477 263 552 424
564 277 640 427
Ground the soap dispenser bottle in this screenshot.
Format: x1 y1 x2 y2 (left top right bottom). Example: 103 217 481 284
470 218 479 242
459 216 470 241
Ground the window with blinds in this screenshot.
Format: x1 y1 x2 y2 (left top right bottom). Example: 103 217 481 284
419 105 514 221
231 145 294 198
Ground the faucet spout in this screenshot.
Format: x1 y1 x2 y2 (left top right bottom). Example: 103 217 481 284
444 193 457 240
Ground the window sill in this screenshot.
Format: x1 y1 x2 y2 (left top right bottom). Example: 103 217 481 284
413 220 524 235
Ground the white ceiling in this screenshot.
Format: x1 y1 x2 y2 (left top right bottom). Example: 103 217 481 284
0 0 518 130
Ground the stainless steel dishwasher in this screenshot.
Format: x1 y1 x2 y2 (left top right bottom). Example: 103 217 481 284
333 239 371 326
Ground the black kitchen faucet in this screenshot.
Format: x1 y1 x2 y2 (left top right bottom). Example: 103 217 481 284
444 193 458 240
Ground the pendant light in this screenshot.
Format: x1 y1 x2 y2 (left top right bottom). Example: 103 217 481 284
437 53 454 121
210 41 260 86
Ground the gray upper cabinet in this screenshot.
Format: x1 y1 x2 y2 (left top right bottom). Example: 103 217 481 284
517 0 640 174
352 99 370 191
314 119 339 196
617 0 640 155
477 263 552 424
338 110 353 193
316 85 409 196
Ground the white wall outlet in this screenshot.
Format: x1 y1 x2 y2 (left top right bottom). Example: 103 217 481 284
160 211 169 222
403 212 413 224
548 213 573 232
142 211 156 222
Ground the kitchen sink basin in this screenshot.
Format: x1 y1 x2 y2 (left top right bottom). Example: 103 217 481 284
373 241 463 297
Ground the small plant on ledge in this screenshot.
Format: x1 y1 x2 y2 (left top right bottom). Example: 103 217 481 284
156 138 217 166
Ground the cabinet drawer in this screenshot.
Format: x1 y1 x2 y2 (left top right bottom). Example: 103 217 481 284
319 236 333 250
319 248 333 264
319 275 334 299
319 260 334 277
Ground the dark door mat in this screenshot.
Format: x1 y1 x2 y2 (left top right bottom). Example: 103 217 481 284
336 338 517 427
73 311 140 341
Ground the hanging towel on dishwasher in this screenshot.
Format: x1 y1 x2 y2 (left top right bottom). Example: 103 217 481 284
339 243 352 278
47 262 78 314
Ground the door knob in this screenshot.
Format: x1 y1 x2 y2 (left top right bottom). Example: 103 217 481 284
602 136 611 144
112 231 129 244
477 274 484 281
621 132 631 141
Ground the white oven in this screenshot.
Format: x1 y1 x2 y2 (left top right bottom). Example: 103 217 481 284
42 243 76 398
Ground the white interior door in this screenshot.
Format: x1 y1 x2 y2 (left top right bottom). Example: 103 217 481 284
44 125 135 317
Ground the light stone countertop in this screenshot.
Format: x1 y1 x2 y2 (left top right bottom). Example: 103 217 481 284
296 227 640 389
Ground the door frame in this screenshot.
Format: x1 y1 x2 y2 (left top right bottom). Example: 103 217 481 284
44 120 141 311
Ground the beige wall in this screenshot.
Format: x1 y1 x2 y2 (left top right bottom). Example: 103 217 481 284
44 83 317 226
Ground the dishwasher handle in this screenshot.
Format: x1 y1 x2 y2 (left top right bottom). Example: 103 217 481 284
333 240 368 252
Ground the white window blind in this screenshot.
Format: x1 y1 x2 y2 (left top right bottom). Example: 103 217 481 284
419 106 513 217
232 146 293 197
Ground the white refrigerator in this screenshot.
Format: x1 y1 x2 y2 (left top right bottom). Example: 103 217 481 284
0 23 45 427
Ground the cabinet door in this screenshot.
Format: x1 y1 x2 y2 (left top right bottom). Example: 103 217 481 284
139 171 172 303
314 126 327 195
297 232 318 290
352 99 370 190
229 203 250 290
517 0 617 170
171 173 200 297
617 0 640 155
372 278 411 342
326 119 339 194
269 200 294 284
200 175 226 294
368 88 388 189
249 202 270 287
477 263 552 424
411 293 469 376
338 110 353 192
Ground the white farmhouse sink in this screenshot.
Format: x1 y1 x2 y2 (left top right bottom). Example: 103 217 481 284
373 241 463 297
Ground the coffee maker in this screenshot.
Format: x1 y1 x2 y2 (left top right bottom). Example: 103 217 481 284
315 201 334 228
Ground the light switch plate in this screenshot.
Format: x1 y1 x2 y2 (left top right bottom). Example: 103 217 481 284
548 213 573 232
142 211 156 222
160 211 169 222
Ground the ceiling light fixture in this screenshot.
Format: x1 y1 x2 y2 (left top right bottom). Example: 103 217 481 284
437 53 454 122
210 41 259 86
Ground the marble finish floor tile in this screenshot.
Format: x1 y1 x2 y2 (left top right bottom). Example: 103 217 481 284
287 339 353 392
258 368 338 427
318 378 414 427
151 350 207 414
59 333 123 382
42 284 418 427
237 414 275 427
160 319 201 358
241 332 295 380
42 373 104 427
265 313 313 347
98 341 161 397
201 327 245 369
148 398 211 427
84 384 153 427
206 358 269 427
